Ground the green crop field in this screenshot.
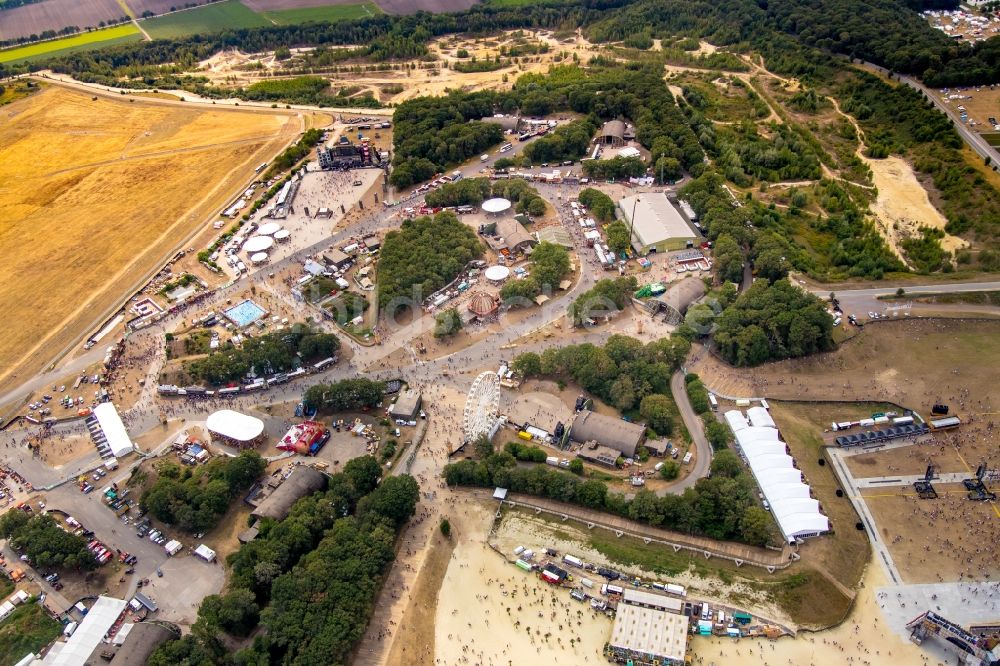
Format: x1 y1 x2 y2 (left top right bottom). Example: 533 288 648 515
261 2 381 25
0 24 142 65
141 0 270 39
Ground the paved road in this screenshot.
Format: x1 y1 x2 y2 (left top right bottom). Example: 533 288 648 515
669 370 712 492
857 61 1000 165
809 280 1000 321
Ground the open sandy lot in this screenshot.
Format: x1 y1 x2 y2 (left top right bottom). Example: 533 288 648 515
861 485 1000 583
867 156 968 257
435 501 613 665
0 85 299 394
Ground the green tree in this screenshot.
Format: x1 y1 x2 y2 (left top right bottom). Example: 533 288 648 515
739 505 773 546
605 221 632 256
440 518 451 537
639 394 674 436
710 449 743 478
568 458 584 475
511 352 542 377
659 460 680 480
358 475 420 528
434 307 463 338
344 455 382 497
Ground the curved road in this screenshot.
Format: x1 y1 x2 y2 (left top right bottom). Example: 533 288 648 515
670 370 712 492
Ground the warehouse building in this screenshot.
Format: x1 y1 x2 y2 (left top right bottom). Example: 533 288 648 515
570 410 646 459
608 600 688 665
619 193 701 254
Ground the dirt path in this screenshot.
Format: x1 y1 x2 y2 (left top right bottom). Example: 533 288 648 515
826 93 967 262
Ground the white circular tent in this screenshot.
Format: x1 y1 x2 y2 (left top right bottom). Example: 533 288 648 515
274 229 291 242
243 236 274 253
463 371 500 443
257 222 282 236
481 198 512 215
484 265 510 283
249 252 269 265
206 409 265 446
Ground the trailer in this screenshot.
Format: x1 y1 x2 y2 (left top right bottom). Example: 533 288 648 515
562 554 583 568
515 559 533 572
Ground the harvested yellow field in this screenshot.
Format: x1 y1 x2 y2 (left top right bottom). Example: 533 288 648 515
0 85 300 392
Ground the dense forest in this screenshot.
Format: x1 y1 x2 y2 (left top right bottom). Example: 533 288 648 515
512 333 690 415
444 445 775 546
148 456 420 666
186 323 338 385
376 211 483 308
140 451 266 533
4 0 992 88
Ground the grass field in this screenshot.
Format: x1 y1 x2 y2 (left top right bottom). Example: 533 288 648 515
0 603 61 666
141 0 270 39
261 2 381 24
0 24 141 65
0 85 298 393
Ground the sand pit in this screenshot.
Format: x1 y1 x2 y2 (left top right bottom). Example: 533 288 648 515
435 502 612 665
867 156 968 260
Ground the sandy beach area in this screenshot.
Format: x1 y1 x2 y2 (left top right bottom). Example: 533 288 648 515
435 502 613 665
692 562 946 666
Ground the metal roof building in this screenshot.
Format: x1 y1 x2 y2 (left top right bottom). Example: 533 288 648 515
598 120 626 147
619 193 700 254
251 466 327 522
493 218 536 253
570 410 645 458
609 603 688 665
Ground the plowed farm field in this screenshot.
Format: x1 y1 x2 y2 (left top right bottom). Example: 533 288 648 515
0 0 123 42
0 85 299 392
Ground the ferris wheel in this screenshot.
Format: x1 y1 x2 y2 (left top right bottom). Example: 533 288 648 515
463 371 500 443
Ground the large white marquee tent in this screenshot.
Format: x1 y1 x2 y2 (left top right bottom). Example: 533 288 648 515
725 408 829 543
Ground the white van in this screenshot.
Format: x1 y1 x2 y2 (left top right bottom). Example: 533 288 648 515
480 154 489 162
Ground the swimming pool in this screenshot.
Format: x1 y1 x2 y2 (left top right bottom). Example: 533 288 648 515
224 299 267 327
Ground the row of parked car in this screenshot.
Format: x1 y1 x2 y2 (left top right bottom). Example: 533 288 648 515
87 539 114 565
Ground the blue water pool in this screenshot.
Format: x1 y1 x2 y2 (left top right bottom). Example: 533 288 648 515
225 299 267 327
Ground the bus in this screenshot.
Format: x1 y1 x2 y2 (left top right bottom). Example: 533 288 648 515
314 357 337 371
708 393 718 411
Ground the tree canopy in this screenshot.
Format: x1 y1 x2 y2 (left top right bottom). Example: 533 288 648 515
140 451 266 533
377 211 483 309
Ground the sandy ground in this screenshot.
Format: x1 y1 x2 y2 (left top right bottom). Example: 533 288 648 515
435 502 613 665
861 485 1000 583
691 563 938 666
195 30 604 104
491 508 786 624
867 156 968 257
